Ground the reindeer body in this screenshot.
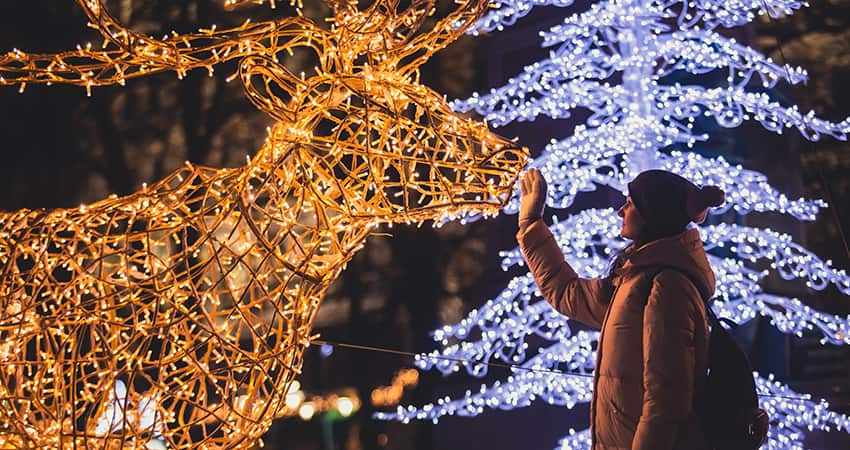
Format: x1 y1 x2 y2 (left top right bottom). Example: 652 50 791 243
0 125 380 446
0 1 527 448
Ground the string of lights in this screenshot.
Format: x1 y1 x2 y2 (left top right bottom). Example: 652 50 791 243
314 338 821 406
371 333 850 447
494 148 829 219
469 0 809 34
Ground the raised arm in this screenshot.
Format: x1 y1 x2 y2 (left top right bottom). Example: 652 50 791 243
516 169 612 328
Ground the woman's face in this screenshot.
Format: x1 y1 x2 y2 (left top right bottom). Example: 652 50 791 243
617 195 644 241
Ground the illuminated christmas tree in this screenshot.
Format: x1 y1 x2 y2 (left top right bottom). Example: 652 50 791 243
379 0 850 448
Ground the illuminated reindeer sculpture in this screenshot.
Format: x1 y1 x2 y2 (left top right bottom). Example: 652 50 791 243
0 1 527 447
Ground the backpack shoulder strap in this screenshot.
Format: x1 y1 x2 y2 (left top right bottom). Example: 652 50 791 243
647 266 735 329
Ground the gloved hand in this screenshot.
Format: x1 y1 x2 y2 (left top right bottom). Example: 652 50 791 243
519 168 547 232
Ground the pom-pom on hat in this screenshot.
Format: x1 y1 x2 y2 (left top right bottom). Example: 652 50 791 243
627 170 725 239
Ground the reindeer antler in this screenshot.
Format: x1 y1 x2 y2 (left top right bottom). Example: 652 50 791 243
0 0 326 92
327 0 433 52
396 0 492 72
319 0 491 75
1 0 491 91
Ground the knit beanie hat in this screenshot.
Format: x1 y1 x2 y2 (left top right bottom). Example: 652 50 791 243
627 170 725 240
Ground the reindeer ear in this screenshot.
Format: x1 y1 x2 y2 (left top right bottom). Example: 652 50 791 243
239 56 303 123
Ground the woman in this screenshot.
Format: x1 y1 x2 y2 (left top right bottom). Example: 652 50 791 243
517 168 725 450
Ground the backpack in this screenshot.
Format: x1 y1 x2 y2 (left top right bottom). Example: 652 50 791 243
651 268 769 450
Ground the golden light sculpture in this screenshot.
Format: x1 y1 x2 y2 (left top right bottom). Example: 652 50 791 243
0 1 528 448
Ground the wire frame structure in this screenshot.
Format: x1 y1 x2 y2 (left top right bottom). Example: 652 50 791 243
0 1 528 448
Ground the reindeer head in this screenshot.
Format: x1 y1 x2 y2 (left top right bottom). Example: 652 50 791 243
1 0 526 224
237 0 528 224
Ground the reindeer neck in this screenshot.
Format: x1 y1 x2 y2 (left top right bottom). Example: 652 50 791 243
237 130 378 283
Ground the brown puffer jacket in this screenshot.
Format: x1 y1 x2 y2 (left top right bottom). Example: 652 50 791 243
518 220 712 450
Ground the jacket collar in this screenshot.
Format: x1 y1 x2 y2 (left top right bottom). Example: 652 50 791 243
614 228 716 301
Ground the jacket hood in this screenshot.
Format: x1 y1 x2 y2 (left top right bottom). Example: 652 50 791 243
620 228 715 301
